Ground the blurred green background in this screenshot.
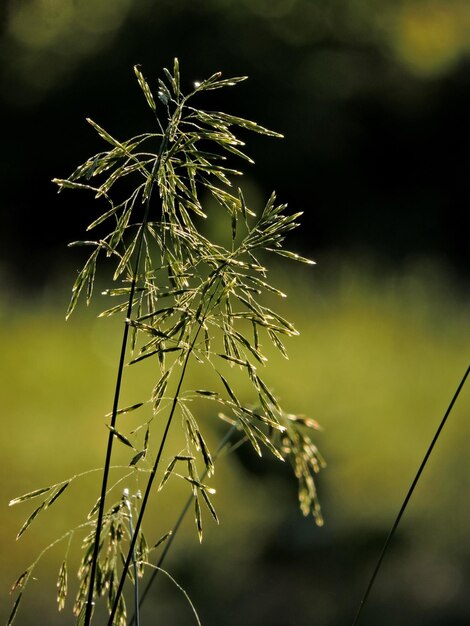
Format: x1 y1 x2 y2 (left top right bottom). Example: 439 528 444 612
1 1 469 625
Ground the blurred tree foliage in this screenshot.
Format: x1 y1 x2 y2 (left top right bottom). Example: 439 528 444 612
3 0 470 96
1 0 468 287
3 0 470 98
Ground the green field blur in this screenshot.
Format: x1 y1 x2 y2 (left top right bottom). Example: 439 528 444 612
2 259 468 626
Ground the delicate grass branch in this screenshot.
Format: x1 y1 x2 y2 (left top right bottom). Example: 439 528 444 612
129 424 238 626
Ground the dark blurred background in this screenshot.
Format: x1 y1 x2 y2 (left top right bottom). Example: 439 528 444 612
1 0 469 286
1 2 469 625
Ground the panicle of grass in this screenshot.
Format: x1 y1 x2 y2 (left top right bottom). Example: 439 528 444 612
8 59 322 626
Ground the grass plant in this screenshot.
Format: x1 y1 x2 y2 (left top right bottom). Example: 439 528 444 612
6 57 468 626
7 60 324 625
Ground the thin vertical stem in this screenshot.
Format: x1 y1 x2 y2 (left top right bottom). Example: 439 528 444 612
83 227 145 626
108 337 198 625
84 141 167 626
123 490 140 626
351 364 469 626
108 281 223 626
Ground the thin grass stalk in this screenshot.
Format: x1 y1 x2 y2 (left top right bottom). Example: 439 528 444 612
108 332 201 625
128 424 238 626
84 136 168 626
123 490 140 626
351 364 470 625
82 227 143 626
108 285 222 625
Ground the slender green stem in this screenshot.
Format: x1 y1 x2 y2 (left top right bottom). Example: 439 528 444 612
84 138 168 626
108 281 222 625
124 490 140 626
83 233 144 626
351 364 469 626
108 335 200 624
